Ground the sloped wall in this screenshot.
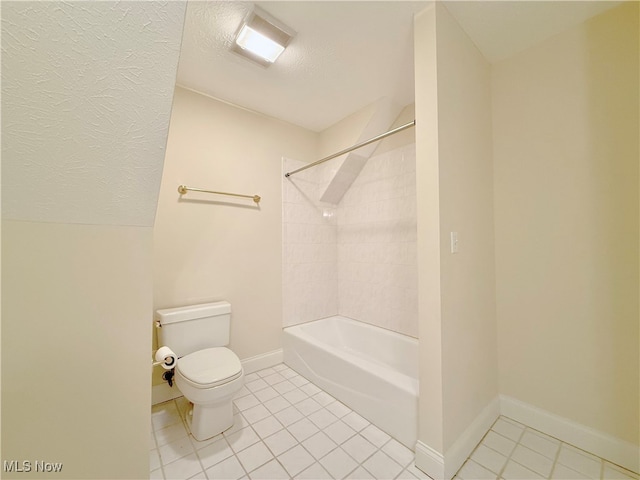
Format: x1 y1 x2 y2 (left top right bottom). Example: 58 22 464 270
1 3 185 478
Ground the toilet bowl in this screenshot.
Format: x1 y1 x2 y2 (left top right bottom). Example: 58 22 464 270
155 301 245 441
175 347 244 440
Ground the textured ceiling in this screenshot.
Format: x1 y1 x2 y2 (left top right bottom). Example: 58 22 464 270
177 1 426 132
177 1 623 133
2 1 186 226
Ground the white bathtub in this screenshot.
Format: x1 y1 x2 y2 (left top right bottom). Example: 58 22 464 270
283 316 418 449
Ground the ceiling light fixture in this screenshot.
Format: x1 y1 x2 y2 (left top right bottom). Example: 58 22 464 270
232 7 294 67
235 25 284 63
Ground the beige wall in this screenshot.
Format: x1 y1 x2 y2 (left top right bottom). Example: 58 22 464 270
415 3 445 455
376 104 416 156
153 87 317 385
1 3 184 478
2 221 153 479
318 102 415 160
155 90 418 386
319 102 378 159
493 2 639 445
435 3 498 453
414 0 498 466
416 4 638 469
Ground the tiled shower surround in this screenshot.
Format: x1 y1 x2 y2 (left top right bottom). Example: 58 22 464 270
282 158 339 326
337 144 418 337
283 143 418 337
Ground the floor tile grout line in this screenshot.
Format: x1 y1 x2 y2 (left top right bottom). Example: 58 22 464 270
476 436 514 466
605 462 640 479
462 416 508 478
156 384 634 480
506 419 619 478
519 427 562 460
511 441 557 478
506 422 599 480
460 416 621 480
507 455 550 479
155 399 184 479
177 398 210 479
152 365 420 480
243 415 313 478
252 431 296 478
463 415 638 478
234 449 251 480
149 411 165 479
495 416 527 479
243 385 401 479
171 398 194 478
547 436 564 480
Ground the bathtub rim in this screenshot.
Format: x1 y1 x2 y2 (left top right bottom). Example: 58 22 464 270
283 315 419 396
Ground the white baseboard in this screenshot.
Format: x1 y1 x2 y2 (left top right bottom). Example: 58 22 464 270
444 397 501 478
152 381 182 405
415 394 639 479
151 349 284 405
500 395 640 474
240 348 283 375
414 397 500 480
415 440 445 480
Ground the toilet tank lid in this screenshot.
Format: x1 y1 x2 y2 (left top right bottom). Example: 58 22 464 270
155 301 231 325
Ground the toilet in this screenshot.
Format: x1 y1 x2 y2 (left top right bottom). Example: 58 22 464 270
155 301 244 441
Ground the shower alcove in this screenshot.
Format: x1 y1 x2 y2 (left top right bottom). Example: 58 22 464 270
281 116 418 448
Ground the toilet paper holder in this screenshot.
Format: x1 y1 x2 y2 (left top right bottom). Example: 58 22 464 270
152 357 176 368
153 346 177 369
153 321 165 366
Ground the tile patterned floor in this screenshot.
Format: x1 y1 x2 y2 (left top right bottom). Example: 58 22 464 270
150 363 425 480
456 417 639 480
150 363 639 480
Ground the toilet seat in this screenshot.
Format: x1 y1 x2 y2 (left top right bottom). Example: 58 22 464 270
177 347 242 389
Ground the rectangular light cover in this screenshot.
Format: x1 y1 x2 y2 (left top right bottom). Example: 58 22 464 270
235 24 285 63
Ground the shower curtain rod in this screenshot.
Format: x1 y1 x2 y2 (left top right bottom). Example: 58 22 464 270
284 119 416 178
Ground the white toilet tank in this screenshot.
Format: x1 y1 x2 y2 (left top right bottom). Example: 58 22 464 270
156 301 231 357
